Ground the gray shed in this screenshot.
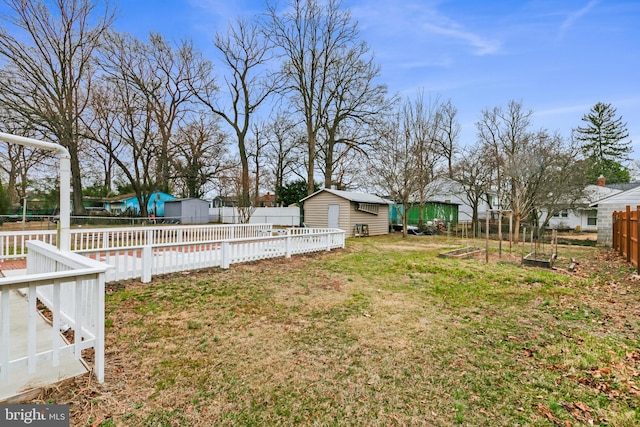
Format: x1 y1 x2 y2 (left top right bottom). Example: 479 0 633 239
301 189 392 238
164 198 210 224
590 184 640 246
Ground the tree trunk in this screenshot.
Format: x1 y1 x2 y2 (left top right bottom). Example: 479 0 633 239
307 125 316 195
69 142 85 215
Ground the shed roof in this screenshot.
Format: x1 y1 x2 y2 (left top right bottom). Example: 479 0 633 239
300 188 393 205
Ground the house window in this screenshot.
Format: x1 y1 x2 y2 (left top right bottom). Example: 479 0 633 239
356 203 379 215
587 209 597 226
553 210 569 218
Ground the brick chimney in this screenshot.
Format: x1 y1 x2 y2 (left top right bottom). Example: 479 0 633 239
597 175 606 186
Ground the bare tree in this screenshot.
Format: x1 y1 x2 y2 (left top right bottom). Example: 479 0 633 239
247 121 271 206
172 115 233 198
317 41 390 188
369 99 421 238
476 100 534 241
0 0 114 214
411 93 445 231
476 100 587 241
437 99 461 178
451 142 493 235
89 44 159 217
0 111 51 206
268 0 372 195
142 34 206 193
524 132 588 232
189 18 274 210
262 114 305 202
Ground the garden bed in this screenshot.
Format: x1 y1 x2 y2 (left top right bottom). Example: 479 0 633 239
438 246 484 259
523 252 556 268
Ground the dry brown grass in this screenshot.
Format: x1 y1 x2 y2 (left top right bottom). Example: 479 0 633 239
29 234 640 426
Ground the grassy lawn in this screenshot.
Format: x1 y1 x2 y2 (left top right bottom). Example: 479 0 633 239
37 234 639 426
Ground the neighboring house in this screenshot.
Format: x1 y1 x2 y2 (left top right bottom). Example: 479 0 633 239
103 192 176 216
590 183 640 246
301 188 392 238
258 192 277 207
164 198 210 224
545 184 621 231
211 196 238 208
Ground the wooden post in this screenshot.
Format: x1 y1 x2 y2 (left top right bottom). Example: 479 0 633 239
612 211 617 251
509 213 513 253
498 211 502 259
485 214 489 264
627 205 632 263
636 206 640 274
522 227 526 265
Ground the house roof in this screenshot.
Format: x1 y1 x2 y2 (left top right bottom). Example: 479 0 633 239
300 188 393 205
103 191 173 203
590 184 640 207
166 198 207 203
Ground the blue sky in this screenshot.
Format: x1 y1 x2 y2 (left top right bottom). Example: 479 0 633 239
116 0 640 159
10 0 639 159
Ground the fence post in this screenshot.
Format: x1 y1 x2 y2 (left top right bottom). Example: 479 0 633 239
326 232 331 252
221 241 230 269
96 272 106 382
285 234 291 258
637 206 640 275
141 245 153 283
627 205 632 263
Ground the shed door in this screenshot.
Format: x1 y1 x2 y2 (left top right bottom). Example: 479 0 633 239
328 204 340 229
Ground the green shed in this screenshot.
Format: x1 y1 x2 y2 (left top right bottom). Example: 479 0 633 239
390 202 459 227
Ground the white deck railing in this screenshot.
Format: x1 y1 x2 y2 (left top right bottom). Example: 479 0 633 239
0 240 110 387
0 230 56 261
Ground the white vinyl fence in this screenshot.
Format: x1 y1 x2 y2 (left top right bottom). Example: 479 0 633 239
76 227 345 283
1 224 345 284
0 223 270 262
210 207 300 226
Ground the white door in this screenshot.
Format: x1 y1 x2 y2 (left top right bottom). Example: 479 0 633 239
328 204 340 229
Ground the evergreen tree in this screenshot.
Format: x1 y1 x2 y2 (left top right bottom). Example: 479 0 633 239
276 180 319 207
575 102 632 184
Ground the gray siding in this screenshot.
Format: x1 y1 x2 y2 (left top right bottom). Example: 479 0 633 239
165 199 210 224
596 204 618 246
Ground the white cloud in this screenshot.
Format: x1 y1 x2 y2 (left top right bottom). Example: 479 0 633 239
421 22 501 56
559 0 599 37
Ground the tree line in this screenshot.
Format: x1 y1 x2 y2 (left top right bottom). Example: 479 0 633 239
0 0 633 231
